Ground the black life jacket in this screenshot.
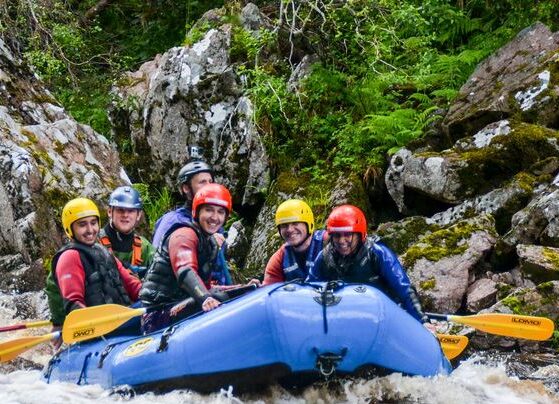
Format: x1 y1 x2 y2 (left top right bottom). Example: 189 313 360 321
139 222 220 305
321 237 390 291
50 242 132 314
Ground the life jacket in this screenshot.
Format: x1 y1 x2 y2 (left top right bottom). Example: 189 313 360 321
281 230 325 281
321 236 390 291
139 222 225 305
99 233 144 266
48 242 132 321
152 207 192 249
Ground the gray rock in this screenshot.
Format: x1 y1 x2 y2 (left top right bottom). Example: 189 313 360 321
0 38 128 287
443 22 559 139
503 175 559 249
404 215 497 312
517 244 559 282
111 27 270 207
466 278 498 312
386 120 559 214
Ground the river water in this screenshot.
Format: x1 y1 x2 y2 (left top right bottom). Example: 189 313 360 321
1 295 558 404
1 355 558 404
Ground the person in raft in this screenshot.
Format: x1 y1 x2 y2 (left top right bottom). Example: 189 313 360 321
45 197 142 346
307 204 433 328
263 199 328 285
139 184 246 332
98 186 155 279
151 145 216 249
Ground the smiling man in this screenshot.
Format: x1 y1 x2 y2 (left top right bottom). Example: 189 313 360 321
99 186 155 279
139 184 237 331
45 198 142 329
151 146 215 249
263 199 327 285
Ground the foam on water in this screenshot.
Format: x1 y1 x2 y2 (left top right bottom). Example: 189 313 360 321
0 356 557 404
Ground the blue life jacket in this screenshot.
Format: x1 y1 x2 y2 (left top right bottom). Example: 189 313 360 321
281 230 325 281
152 207 192 249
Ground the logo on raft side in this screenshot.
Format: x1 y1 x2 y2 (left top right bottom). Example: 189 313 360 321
124 337 154 357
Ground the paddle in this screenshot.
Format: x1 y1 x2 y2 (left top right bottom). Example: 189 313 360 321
0 320 52 333
427 312 555 341
0 332 60 363
62 304 146 343
437 333 468 360
63 283 258 344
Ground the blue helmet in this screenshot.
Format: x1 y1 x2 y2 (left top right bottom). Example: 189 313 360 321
108 186 143 209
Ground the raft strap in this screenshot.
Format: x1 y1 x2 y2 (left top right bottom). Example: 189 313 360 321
78 352 93 385
157 324 178 352
98 344 116 368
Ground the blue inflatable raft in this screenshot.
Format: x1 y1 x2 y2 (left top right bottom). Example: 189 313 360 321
44 282 452 392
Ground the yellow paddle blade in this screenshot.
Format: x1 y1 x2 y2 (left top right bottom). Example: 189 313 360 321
437 334 469 360
448 313 555 341
62 304 145 344
0 332 59 363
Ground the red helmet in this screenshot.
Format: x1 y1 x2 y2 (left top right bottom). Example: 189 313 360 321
326 205 367 241
192 183 232 218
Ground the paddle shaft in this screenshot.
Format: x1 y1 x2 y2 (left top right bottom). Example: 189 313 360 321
0 320 52 333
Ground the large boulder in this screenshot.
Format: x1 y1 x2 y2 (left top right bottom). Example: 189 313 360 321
443 22 559 139
110 23 270 208
386 120 559 214
0 39 127 294
402 215 498 313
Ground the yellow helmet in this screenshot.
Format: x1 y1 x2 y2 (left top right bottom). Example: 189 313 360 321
61 198 100 238
275 199 314 233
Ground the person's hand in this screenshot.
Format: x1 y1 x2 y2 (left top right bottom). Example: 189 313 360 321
213 233 225 248
247 278 261 287
50 325 63 350
424 322 437 335
201 296 221 312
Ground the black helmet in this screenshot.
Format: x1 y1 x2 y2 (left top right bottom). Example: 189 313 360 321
108 186 143 209
176 160 213 187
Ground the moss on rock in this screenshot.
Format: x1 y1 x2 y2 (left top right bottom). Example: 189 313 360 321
402 215 496 268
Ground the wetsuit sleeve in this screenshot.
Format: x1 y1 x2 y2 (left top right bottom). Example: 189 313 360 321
373 242 427 323
55 249 87 313
306 251 325 281
168 227 212 305
263 246 286 285
115 257 142 301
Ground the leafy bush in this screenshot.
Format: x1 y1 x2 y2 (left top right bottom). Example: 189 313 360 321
133 183 173 231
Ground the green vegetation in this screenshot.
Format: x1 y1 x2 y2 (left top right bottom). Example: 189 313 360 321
2 0 559 185
133 183 173 231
